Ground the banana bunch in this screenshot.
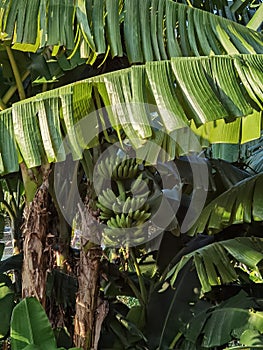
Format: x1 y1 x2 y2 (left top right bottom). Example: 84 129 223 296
103 199 151 247
107 209 151 229
112 196 149 214
96 154 121 179
112 158 139 180
130 174 150 196
96 189 117 220
103 227 146 247
95 153 155 247
98 190 151 222
96 154 140 180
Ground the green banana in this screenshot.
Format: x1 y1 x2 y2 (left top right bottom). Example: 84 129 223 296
112 164 118 179
112 202 122 214
104 189 117 203
132 209 151 223
107 217 119 228
115 214 122 227
133 209 141 221
131 173 143 192
131 198 140 211
96 202 113 216
98 189 118 215
99 213 112 220
135 213 151 226
128 207 134 218
133 236 146 245
97 161 108 178
97 154 122 180
110 157 141 180
131 175 150 197
98 195 112 210
123 164 129 178
125 215 132 228
120 213 127 227
122 197 131 213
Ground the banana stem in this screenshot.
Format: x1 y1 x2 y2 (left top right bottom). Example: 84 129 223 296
0 99 6 110
5 46 26 100
42 82 48 92
126 276 145 306
2 70 30 106
169 332 182 349
130 248 147 305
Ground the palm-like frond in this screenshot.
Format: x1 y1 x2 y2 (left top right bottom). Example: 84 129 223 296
182 290 263 348
167 237 263 293
189 173 263 235
0 1 262 63
0 54 263 174
181 0 262 27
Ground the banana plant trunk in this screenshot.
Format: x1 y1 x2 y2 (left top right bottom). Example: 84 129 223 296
74 208 108 350
21 180 51 307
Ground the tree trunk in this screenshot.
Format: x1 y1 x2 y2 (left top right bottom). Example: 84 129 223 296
21 180 51 307
74 210 108 350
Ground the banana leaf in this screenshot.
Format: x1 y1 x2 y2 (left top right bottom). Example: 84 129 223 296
11 297 57 350
182 291 263 348
189 173 263 235
0 55 263 174
0 0 262 63
167 237 263 293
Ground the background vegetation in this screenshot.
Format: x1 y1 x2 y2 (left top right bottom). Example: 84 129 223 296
0 0 263 349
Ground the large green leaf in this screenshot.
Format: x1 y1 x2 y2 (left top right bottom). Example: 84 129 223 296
167 237 263 293
11 297 57 350
0 55 263 174
0 0 262 62
0 109 19 174
240 329 263 346
189 173 263 235
183 291 263 348
247 2 263 31
186 292 263 348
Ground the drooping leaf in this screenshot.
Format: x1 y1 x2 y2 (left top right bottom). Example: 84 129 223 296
189 173 263 235
168 237 263 293
247 2 263 31
0 54 263 175
0 109 19 174
11 297 57 350
147 259 203 349
0 0 262 63
183 291 263 348
240 329 263 346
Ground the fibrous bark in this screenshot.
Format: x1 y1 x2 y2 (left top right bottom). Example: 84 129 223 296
74 208 108 350
21 180 51 307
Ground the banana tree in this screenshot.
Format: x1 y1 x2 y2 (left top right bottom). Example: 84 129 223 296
0 0 262 349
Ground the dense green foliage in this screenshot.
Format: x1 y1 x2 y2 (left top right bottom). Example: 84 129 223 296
0 0 262 349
